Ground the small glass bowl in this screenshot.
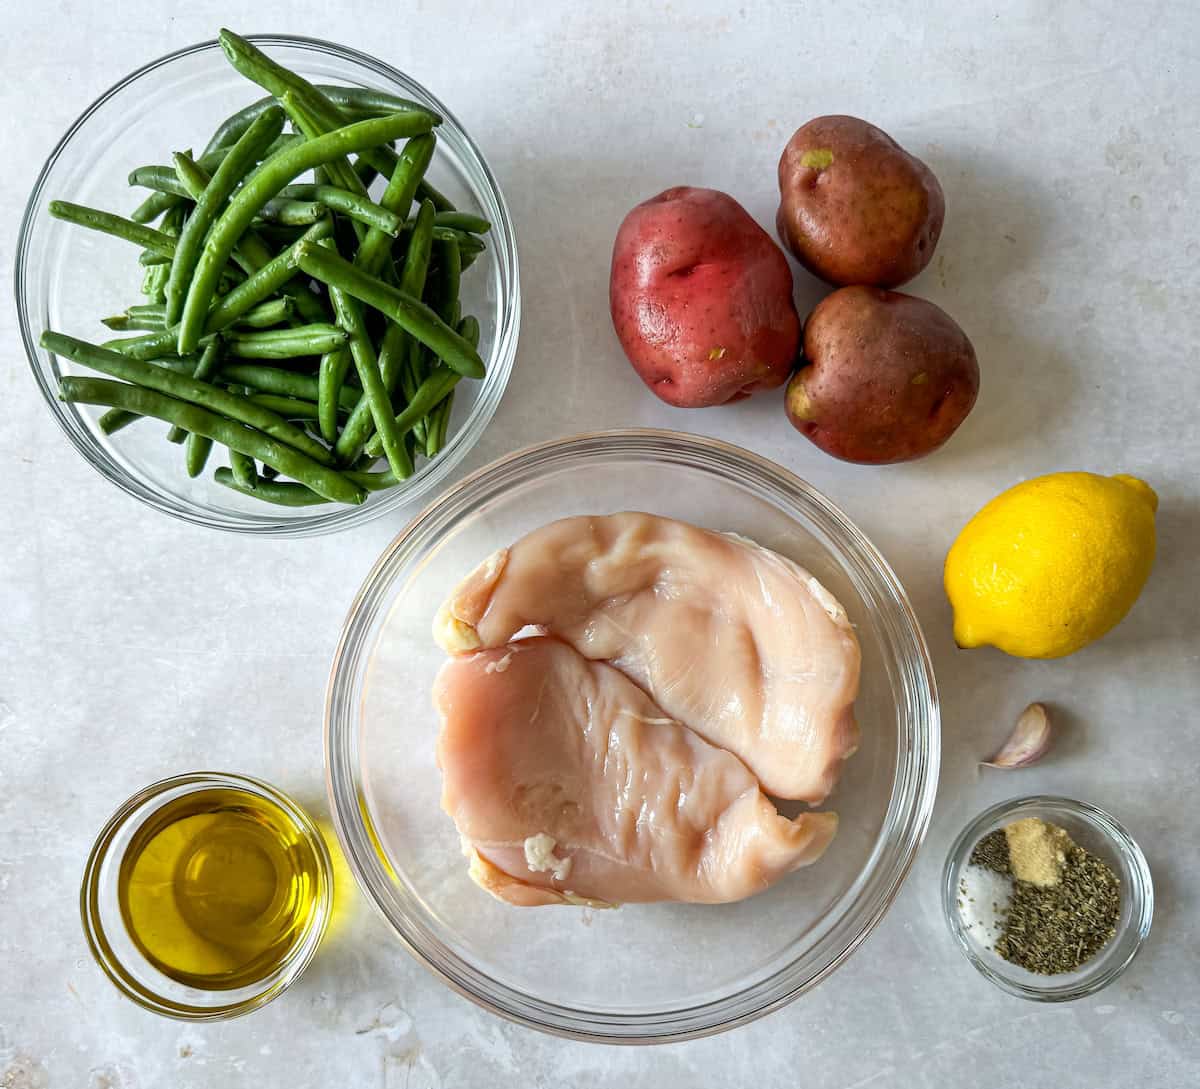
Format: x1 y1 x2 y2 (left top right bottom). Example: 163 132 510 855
16 35 518 536
80 772 333 1020
942 795 1153 1001
326 429 940 1042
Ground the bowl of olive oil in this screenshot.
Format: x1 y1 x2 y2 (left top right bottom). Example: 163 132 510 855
81 772 332 1019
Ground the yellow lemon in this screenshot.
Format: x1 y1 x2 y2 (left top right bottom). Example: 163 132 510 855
944 472 1157 659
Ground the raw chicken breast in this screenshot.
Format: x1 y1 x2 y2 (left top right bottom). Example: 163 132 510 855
435 639 838 906
434 512 861 802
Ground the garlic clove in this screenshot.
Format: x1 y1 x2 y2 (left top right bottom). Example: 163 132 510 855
982 702 1053 769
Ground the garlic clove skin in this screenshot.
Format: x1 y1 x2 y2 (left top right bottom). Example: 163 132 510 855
982 702 1053 769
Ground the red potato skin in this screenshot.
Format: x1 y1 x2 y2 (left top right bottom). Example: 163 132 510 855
777 115 945 288
610 187 800 407
786 286 979 464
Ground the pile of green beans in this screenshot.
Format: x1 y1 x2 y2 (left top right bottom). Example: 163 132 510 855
44 28 490 508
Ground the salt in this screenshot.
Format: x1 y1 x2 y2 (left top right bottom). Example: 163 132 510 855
957 862 1013 951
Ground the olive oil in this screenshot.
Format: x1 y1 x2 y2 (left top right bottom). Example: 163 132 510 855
117 787 325 990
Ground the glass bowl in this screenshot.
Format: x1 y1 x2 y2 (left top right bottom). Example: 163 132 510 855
80 772 333 1020
325 430 940 1042
942 795 1153 1001
16 35 518 536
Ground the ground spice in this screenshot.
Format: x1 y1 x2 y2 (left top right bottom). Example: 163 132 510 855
971 821 1121 975
969 829 1011 875
1004 817 1073 887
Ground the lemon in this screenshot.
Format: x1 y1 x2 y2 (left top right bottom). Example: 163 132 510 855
944 472 1157 659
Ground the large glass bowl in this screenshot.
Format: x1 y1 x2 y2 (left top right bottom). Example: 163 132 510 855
325 430 940 1042
15 35 518 536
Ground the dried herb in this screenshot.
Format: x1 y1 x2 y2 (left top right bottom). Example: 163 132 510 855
971 823 1121 975
970 829 1011 875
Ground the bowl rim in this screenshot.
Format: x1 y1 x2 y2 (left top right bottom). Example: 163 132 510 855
79 770 333 1020
15 33 519 537
941 793 1154 1002
324 427 941 1043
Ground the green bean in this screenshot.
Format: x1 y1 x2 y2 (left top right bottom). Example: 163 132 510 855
393 218 482 252
221 364 361 410
130 190 180 224
345 468 404 490
205 85 433 159
224 324 347 359
99 408 139 435
269 183 404 234
359 142 454 206
146 205 184 302
459 244 483 272
244 393 322 420
49 201 177 258
218 31 439 197
434 211 491 234
408 238 461 447
458 314 481 349
426 392 453 457
168 337 225 443
43 332 333 467
171 151 209 200
434 238 462 323
232 297 293 328
256 198 326 226
129 165 191 198
425 314 476 457
104 302 168 332
317 347 352 443
101 312 163 332
317 85 435 120
60 377 364 504
218 36 371 199
213 460 408 505
214 467 329 506
178 108 436 354
327 271 412 480
98 353 198 434
186 434 214 478
105 328 197 361
202 94 280 156
293 242 484 378
229 448 258 490
139 250 170 267
363 365 461 459
335 199 436 461
165 106 286 328
205 218 333 332
172 151 295 296
141 261 169 302
355 134 435 274
128 303 166 322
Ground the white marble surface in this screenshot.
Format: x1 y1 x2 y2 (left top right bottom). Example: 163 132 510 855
2 1 1198 1085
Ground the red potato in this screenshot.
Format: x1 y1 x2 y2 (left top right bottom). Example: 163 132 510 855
786 286 979 463
777 115 944 288
610 187 800 407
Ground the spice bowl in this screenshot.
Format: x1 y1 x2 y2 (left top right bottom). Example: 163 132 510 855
942 795 1153 1002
